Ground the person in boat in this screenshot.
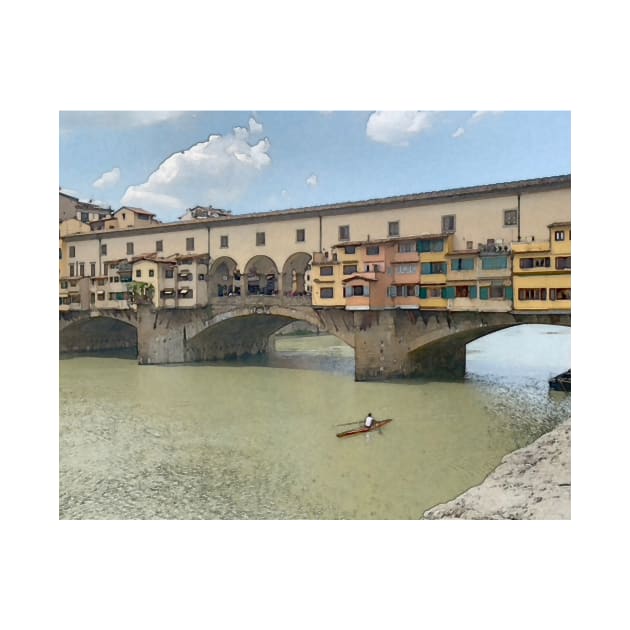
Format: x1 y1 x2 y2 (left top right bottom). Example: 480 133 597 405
364 412 375 428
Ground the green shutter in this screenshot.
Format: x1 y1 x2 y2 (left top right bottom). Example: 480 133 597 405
419 287 427 299
505 286 513 300
480 286 489 300
444 286 456 299
421 262 430 274
469 286 477 299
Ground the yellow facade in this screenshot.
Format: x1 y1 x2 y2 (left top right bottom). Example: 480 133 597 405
512 222 571 311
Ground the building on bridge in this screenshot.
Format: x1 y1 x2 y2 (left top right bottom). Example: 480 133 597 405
59 174 570 314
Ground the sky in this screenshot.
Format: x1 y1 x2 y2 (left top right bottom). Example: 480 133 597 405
59 110 570 222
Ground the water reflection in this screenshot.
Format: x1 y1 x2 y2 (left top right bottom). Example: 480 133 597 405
59 324 570 520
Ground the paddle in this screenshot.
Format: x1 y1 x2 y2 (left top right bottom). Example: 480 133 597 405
334 420 364 427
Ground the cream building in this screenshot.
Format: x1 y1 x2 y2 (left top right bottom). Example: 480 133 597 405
59 175 570 313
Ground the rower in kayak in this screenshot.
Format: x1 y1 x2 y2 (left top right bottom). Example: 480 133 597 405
364 412 375 428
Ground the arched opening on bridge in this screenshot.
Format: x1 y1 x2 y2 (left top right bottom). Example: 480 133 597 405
244 255 280 296
60 316 138 357
281 252 312 297
209 256 239 297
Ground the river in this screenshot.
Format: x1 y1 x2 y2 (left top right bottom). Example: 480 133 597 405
59 324 570 519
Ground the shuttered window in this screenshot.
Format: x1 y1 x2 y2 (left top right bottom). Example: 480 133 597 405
480 286 489 300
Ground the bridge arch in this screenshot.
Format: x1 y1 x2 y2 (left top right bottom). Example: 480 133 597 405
183 304 354 362
280 251 312 296
209 256 239 296
60 312 138 354
243 255 280 296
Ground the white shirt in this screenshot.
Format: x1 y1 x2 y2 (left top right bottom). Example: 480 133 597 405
365 415 374 428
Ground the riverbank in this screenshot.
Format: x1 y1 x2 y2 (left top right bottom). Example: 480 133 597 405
423 419 571 520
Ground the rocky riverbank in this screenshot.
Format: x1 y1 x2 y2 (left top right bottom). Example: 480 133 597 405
423 420 571 520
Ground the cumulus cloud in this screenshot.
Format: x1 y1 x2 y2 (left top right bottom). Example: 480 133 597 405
121 123 272 219
248 117 263 135
470 110 503 123
92 167 121 189
306 174 318 188
452 127 465 139
366 111 434 145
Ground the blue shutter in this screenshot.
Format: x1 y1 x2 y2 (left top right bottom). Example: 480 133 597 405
419 287 427 299
505 286 513 300
445 286 456 299
480 286 489 300
469 286 477 299
421 262 431 274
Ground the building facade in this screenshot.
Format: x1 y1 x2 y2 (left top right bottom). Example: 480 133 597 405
59 175 571 314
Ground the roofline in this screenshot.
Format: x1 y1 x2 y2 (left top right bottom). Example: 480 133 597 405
63 174 571 241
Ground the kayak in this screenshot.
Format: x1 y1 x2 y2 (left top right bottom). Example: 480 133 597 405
336 419 393 438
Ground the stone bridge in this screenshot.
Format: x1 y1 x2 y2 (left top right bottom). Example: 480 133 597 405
60 300 570 380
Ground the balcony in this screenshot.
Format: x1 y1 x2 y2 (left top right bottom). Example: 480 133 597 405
511 240 550 254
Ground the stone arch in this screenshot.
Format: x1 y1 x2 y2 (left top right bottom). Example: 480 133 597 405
243 255 280 296
183 304 357 362
60 313 138 354
280 251 312 297
209 256 239 296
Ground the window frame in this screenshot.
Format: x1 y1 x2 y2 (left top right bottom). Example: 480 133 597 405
338 225 350 241
256 232 266 246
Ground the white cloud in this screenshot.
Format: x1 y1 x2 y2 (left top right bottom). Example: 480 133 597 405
306 174 318 188
366 111 433 145
92 167 121 189
60 111 186 131
121 125 272 219
248 117 263 135
452 127 465 139
470 110 503 123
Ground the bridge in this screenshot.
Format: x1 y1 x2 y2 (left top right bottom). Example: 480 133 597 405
60 298 570 380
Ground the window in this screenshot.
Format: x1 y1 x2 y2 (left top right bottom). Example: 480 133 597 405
90 262 96 276
198 273 205 280
60 280 68 289
518 288 547 300
343 265 357 275
451 258 475 271
519 257 550 269
101 244 107 255
550 288 571 300
398 241 415 253
388 221 400 237
344 245 356 254
97 292 105 301
156 240 163 252
137 214 149 221
349 285 365 296
186 237 195 251
296 229 305 242
149 269 155 277
556 256 571 270
69 246 76 258
396 263 417 274
320 287 334 299
442 214 456 233
481 255 508 270
136 269 142 278
455 285 470 298
466 241 473 249
81 212 89 223
504 209 518 226
220 235 229 248
320 266 334 276
489 285 505 298
428 287 442 298
178 288 193 299
421 262 446 274
554 230 565 241
165 268 174 279
126 242 134 255
79 263 85 276
418 239 444 252
59 248 62 260
338 225 350 241
256 232 266 246
365 245 380 256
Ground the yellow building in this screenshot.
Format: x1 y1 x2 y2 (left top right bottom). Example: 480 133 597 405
512 222 571 311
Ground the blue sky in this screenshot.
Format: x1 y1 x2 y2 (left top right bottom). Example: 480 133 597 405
59 110 570 222
59 111 571 221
